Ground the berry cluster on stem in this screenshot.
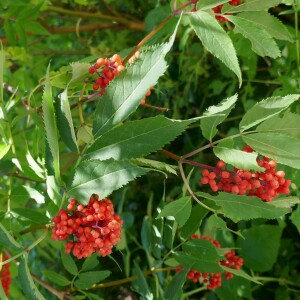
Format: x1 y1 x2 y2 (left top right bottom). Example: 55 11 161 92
200 145 291 202
186 235 243 289
51 195 123 259
0 255 12 297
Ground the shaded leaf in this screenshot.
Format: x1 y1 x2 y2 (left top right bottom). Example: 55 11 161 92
157 196 191 227
74 271 111 289
290 204 300 234
132 264 153 300
0 223 22 251
11 208 49 225
237 225 282 271
164 268 189 300
42 270 71 287
61 249 78 275
222 0 280 13
19 256 46 300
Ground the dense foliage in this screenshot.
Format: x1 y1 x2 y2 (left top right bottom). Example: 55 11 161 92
1 0 300 299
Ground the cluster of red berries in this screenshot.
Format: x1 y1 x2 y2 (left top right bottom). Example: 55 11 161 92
200 145 291 202
88 54 125 94
212 0 242 22
51 195 123 259
186 235 243 289
0 255 12 297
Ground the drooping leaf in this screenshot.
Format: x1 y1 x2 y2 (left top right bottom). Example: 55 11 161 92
157 196 191 227
235 12 293 42
222 0 280 13
132 158 177 175
93 18 181 137
174 252 223 273
0 223 22 251
42 270 71 287
81 253 99 272
61 249 78 275
200 94 238 141
239 94 300 131
132 264 153 300
213 146 264 171
197 192 290 222
164 268 189 300
290 204 300 234
11 208 49 225
68 159 148 203
226 15 280 58
182 239 223 261
55 90 78 152
219 266 261 284
243 133 300 168
19 256 46 300
256 111 300 139
237 225 283 272
11 186 45 205
74 271 111 289
180 204 209 240
42 65 61 182
86 116 198 160
190 12 242 85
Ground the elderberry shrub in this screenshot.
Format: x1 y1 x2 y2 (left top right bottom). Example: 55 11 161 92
200 145 291 202
186 235 243 290
212 0 243 22
51 195 123 259
0 255 12 297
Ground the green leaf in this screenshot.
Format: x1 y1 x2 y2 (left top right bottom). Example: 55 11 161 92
219 266 261 284
61 249 78 275
4 20 16 46
200 94 238 141
239 94 300 131
74 271 111 289
290 204 300 234
19 256 46 300
243 133 300 168
226 15 280 58
222 0 280 13
55 90 78 152
42 270 71 287
0 282 8 300
237 224 283 271
0 223 22 251
11 208 49 225
236 12 293 42
11 186 45 205
93 18 180 137
163 217 177 249
213 146 264 171
174 252 223 273
268 197 300 209
157 196 191 227
132 158 177 175
151 202 164 258
197 0 229 10
86 116 197 160
190 11 242 86
77 125 93 144
256 111 300 139
81 253 99 272
180 204 209 240
164 268 189 300
42 64 61 182
68 62 90 86
197 192 290 222
0 142 10 160
132 264 153 300
68 159 148 204
182 239 223 261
